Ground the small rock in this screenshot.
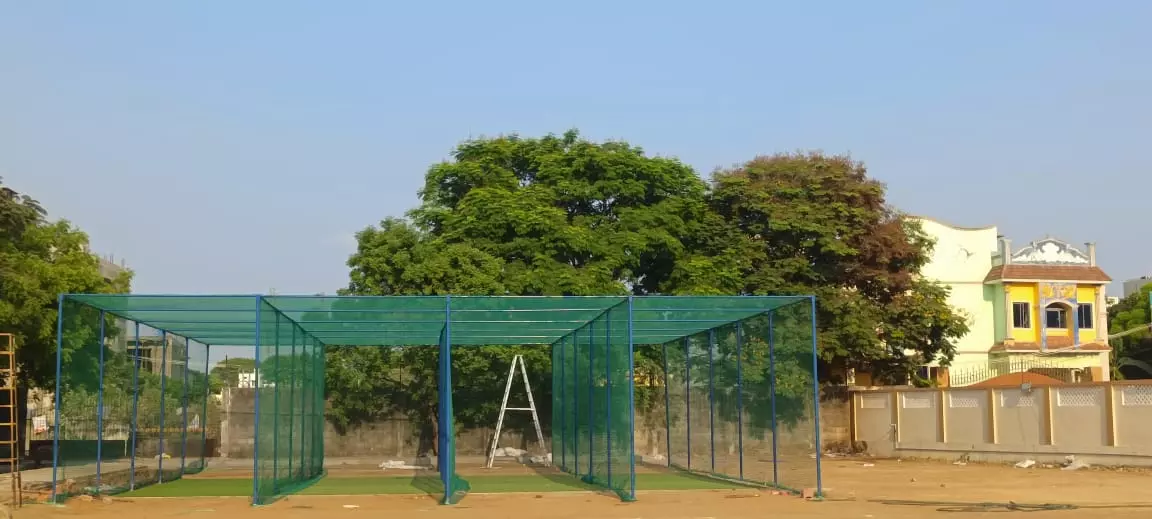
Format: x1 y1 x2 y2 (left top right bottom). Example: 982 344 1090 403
101 497 113 504
1015 459 1036 469
910 477 917 483
78 495 94 502
940 483 946 488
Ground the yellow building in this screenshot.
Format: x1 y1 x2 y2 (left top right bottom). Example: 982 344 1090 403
985 236 1112 382
907 217 1113 387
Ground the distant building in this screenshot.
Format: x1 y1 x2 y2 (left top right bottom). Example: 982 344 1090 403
237 371 275 389
1123 277 1152 297
906 217 1112 387
98 255 127 282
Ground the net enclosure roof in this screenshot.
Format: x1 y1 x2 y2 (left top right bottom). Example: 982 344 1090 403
63 294 812 347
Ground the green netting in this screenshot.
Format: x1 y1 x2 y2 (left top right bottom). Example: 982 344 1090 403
55 294 819 505
654 298 819 494
254 300 326 505
551 302 635 500
52 298 214 500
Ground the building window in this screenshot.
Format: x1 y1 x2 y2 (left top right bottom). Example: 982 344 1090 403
1078 303 1094 328
1012 302 1031 328
128 347 155 373
1045 305 1069 329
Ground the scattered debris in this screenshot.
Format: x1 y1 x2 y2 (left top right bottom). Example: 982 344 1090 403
952 461 967 466
1015 459 1036 469
1062 460 1091 471
342 504 360 509
861 463 875 468
153 453 172 460
493 447 527 458
378 460 422 470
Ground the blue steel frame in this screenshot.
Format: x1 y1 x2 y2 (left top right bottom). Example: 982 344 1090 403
95 310 106 489
158 330 168 483
129 322 141 489
251 297 263 503
52 294 818 505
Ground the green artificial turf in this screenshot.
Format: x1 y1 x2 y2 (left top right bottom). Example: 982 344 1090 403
120 472 748 498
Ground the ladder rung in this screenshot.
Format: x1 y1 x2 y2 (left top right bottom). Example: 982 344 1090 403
505 407 534 411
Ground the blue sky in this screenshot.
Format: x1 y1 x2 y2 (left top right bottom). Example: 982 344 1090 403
3 2 1151 359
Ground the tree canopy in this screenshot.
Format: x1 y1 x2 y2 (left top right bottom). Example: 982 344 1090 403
1108 283 1152 379
332 131 969 444
0 177 132 388
706 153 968 380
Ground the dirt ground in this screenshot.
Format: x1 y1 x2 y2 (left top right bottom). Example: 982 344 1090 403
12 458 1152 518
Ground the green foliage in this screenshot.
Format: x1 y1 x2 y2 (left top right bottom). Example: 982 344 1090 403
1108 283 1152 379
210 357 257 391
0 177 133 388
332 133 968 440
705 153 969 379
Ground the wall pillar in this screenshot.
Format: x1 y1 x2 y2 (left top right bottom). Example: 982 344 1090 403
1003 285 1013 341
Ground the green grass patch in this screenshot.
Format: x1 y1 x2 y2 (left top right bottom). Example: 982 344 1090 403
120 472 747 498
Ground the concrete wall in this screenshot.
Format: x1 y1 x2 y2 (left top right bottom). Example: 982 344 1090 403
851 382 1152 466
217 388 853 460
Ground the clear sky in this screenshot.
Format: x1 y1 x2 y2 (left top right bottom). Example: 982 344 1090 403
3 2 1150 312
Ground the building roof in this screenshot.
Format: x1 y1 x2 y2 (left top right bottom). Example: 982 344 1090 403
984 264 1112 284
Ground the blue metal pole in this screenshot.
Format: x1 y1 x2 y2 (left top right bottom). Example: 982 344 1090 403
810 296 823 497
768 312 779 486
289 327 297 480
180 338 191 475
661 341 670 468
707 328 715 474
251 296 263 505
735 322 744 480
684 336 690 470
129 322 141 490
587 323 594 480
559 336 566 472
50 295 64 502
442 295 453 503
158 330 168 483
626 296 636 501
604 309 612 489
95 310 106 491
298 334 306 476
272 316 280 491
201 345 210 471
571 332 578 475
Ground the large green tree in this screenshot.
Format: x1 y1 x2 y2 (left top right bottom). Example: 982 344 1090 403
0 177 132 388
333 131 708 450
705 153 969 381
335 135 971 444
1108 283 1152 379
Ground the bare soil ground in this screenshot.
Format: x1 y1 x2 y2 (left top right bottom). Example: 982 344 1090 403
11 458 1152 518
